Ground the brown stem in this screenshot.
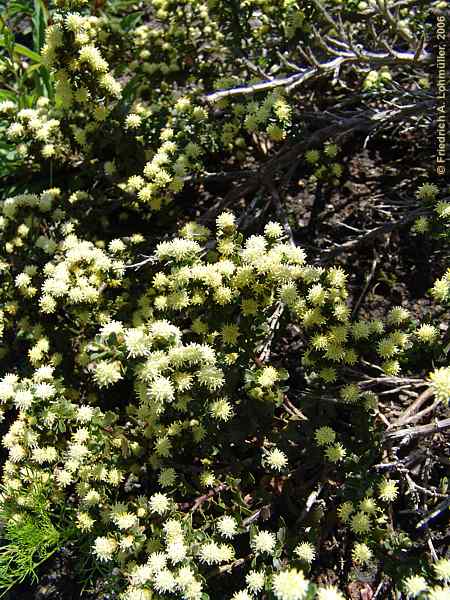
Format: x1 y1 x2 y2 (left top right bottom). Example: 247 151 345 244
389 387 434 428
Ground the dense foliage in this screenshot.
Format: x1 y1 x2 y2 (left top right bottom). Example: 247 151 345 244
0 0 449 598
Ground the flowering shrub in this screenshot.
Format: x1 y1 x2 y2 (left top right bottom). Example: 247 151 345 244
0 0 448 598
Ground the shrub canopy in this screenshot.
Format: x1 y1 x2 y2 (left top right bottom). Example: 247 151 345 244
0 0 449 598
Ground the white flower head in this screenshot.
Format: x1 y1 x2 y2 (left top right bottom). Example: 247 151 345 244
245 570 265 593
149 492 171 515
272 569 309 600
153 568 177 593
93 536 117 561
166 539 187 563
263 447 288 471
251 530 276 555
217 515 238 538
403 575 428 597
316 585 345 600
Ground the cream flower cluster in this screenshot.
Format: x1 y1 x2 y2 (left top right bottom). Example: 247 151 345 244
40 10 121 151
412 183 449 237
428 367 450 403
1 189 60 264
1 98 68 163
431 270 450 304
125 115 208 211
131 213 427 401
39 235 125 312
90 318 239 469
1 190 446 600
0 188 129 359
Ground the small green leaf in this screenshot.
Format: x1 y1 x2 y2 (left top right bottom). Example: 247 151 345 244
32 0 47 53
121 11 143 32
0 89 16 101
0 38 42 63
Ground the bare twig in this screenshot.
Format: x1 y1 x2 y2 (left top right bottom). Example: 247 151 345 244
397 399 441 427
206 70 322 103
283 395 308 421
256 301 285 363
352 253 379 317
359 376 425 387
265 180 294 244
416 498 450 529
321 208 430 262
208 557 249 578
242 504 271 528
125 255 156 270
179 483 228 512
404 473 448 499
199 101 433 221
389 387 434 428
184 169 254 184
298 485 324 522
205 51 431 102
427 536 439 562
383 417 450 443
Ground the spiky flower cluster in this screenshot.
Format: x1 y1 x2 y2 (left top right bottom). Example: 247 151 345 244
125 123 205 210
431 270 450 304
1 98 69 163
428 367 450 403
40 11 121 153
39 235 125 312
43 14 120 99
1 182 447 599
